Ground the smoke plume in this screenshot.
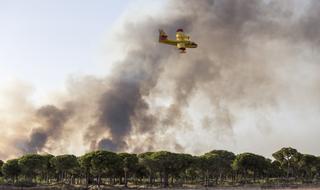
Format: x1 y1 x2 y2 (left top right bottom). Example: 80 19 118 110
22 104 73 153
1 0 320 159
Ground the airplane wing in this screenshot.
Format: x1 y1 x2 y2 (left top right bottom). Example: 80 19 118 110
159 29 178 46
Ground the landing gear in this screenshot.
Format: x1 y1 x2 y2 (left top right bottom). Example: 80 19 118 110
179 48 186 53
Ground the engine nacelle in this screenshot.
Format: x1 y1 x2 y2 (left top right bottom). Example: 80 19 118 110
176 32 184 41
176 32 190 41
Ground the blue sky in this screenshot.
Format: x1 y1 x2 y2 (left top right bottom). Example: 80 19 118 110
0 0 133 101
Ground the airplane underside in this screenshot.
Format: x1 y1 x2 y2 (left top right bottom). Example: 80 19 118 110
179 47 186 53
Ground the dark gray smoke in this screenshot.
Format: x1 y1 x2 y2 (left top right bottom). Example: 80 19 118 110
22 104 73 153
26 131 47 153
87 50 166 151
16 0 320 156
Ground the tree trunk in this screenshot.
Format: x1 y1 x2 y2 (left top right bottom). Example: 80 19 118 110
149 174 152 185
205 170 209 187
59 172 62 183
219 172 223 184
124 170 128 187
85 173 89 188
164 172 169 188
287 161 290 178
98 174 101 188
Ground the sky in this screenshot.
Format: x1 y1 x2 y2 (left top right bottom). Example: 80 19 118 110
0 0 133 103
0 0 319 160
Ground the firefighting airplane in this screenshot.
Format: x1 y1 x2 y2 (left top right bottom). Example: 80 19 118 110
158 29 198 53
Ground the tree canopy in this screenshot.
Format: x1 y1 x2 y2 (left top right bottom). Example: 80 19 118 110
0 147 319 188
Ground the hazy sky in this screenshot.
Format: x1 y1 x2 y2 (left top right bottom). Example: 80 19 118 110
0 0 133 102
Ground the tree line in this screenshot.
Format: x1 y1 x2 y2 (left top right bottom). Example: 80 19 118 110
0 147 320 188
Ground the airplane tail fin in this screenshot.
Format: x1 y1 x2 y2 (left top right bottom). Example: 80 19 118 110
159 29 168 42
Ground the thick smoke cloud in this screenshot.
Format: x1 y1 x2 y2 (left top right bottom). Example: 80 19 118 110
89 51 164 151
2 0 320 159
22 104 73 153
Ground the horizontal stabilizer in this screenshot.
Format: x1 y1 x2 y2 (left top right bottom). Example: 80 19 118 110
159 29 168 41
